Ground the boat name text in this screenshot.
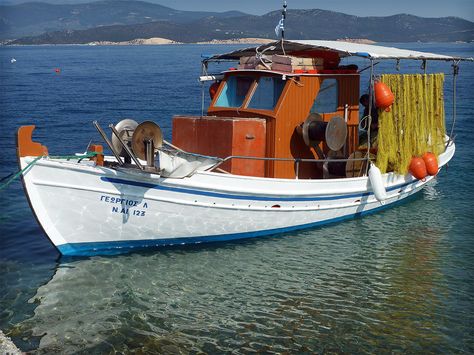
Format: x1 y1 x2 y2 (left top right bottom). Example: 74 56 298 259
100 195 148 216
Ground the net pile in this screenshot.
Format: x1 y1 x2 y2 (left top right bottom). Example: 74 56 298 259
376 74 446 174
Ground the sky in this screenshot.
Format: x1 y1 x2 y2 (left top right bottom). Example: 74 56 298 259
156 0 474 21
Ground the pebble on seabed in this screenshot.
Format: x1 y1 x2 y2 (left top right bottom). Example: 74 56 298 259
0 329 22 355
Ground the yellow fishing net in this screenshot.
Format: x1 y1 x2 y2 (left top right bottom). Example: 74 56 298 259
376 74 446 174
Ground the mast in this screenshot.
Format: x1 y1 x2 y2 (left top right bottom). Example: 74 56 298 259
281 1 287 40
274 1 287 54
275 1 287 39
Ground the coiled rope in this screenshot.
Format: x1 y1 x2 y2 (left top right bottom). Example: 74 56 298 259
0 152 98 191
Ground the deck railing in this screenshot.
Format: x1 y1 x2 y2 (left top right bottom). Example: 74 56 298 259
206 154 370 179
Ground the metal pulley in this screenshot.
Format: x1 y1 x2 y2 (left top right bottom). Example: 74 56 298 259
301 113 347 151
131 121 163 169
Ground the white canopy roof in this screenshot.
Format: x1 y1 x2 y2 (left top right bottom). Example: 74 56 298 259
205 40 473 62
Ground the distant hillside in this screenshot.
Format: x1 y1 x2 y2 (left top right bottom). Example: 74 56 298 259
0 0 248 39
265 10 474 42
2 4 474 44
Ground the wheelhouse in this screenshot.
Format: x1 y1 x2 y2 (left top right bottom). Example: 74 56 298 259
172 40 470 180
174 67 360 179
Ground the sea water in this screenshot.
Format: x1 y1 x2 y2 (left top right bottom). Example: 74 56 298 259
0 43 473 353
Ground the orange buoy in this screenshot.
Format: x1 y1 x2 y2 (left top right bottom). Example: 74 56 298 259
409 157 428 180
374 81 394 112
54 68 61 73
422 152 439 176
209 81 220 100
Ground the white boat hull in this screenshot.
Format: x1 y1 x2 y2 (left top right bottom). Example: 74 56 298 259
20 141 455 256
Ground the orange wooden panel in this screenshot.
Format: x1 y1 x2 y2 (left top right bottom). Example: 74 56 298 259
205 72 361 179
172 117 198 147
273 76 321 179
17 125 49 158
271 75 360 179
173 116 231 171
231 119 266 176
88 144 104 166
172 116 266 177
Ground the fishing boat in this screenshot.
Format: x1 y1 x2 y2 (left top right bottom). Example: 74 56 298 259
16 39 471 256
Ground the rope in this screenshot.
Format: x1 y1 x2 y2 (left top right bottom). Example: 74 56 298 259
0 173 14 183
255 46 272 70
48 152 98 160
0 152 99 191
0 156 42 190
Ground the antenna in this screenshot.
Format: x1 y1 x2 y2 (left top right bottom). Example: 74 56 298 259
282 1 287 40
274 1 288 55
274 1 287 40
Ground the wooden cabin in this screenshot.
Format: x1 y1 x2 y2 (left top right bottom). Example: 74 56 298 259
173 56 360 179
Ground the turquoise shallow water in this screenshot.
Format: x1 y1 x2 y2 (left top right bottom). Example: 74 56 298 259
0 43 473 353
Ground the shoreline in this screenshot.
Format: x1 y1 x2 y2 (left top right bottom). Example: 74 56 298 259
2 37 380 46
1 37 275 46
2 37 472 47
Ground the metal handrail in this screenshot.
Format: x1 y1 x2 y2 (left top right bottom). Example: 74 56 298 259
216 155 369 164
158 141 370 178
206 154 371 178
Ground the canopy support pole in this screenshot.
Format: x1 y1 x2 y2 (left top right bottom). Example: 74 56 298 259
366 59 375 174
200 61 208 118
447 60 459 148
422 59 427 74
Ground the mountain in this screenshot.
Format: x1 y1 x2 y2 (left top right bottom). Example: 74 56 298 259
229 9 474 42
2 4 473 44
0 0 248 39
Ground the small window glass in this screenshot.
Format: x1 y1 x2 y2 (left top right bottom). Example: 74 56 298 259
247 76 285 110
214 76 254 108
311 79 338 113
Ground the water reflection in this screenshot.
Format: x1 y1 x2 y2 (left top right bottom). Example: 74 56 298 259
7 197 462 353
0 257 58 351
370 225 447 351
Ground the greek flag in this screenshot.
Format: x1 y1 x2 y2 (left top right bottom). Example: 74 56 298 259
274 18 284 37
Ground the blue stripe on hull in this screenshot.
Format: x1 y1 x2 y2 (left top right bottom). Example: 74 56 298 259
101 176 416 202
57 193 420 257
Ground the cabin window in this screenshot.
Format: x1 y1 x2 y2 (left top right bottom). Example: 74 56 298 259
247 76 285 110
214 76 254 108
311 79 339 113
